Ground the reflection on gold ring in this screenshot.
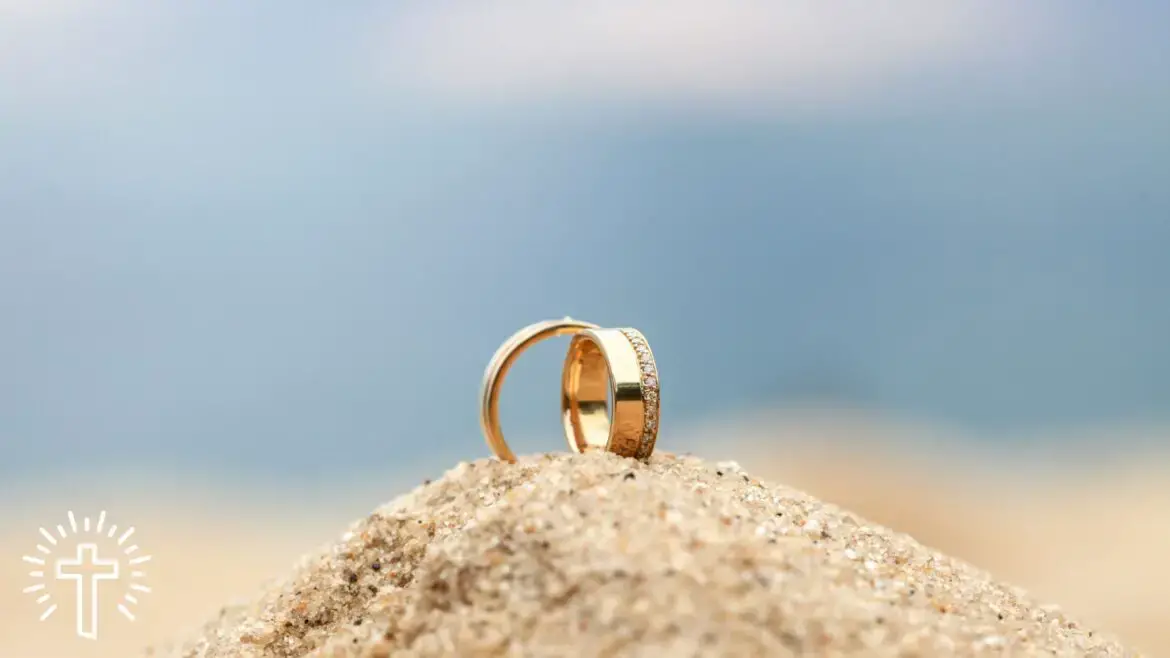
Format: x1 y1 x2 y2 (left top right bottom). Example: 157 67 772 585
562 327 660 460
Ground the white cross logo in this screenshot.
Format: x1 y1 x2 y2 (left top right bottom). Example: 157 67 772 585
56 544 121 640
21 511 153 641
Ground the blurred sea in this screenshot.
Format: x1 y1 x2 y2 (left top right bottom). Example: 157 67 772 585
3 108 1168 482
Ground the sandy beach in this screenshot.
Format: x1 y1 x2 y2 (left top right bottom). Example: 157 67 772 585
2 423 1166 656
158 451 1132 656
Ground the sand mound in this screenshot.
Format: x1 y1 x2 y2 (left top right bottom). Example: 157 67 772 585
159 452 1133 657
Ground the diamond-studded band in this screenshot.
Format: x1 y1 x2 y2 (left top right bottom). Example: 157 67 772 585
562 327 660 460
621 328 660 458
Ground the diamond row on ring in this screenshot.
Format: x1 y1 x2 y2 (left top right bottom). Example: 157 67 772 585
621 328 658 459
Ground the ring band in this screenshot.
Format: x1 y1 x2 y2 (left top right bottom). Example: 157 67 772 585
480 317 599 463
562 328 660 460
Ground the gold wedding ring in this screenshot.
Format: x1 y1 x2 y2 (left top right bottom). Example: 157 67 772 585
480 317 599 463
562 328 660 460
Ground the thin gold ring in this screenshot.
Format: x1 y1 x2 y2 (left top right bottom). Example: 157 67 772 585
480 317 599 463
562 327 660 460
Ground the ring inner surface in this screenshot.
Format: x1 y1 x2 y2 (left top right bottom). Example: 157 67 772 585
563 335 612 452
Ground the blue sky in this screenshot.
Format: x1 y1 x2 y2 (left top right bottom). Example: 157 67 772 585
1 2 1168 480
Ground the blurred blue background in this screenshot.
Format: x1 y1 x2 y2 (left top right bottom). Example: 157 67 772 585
2 1 1168 485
